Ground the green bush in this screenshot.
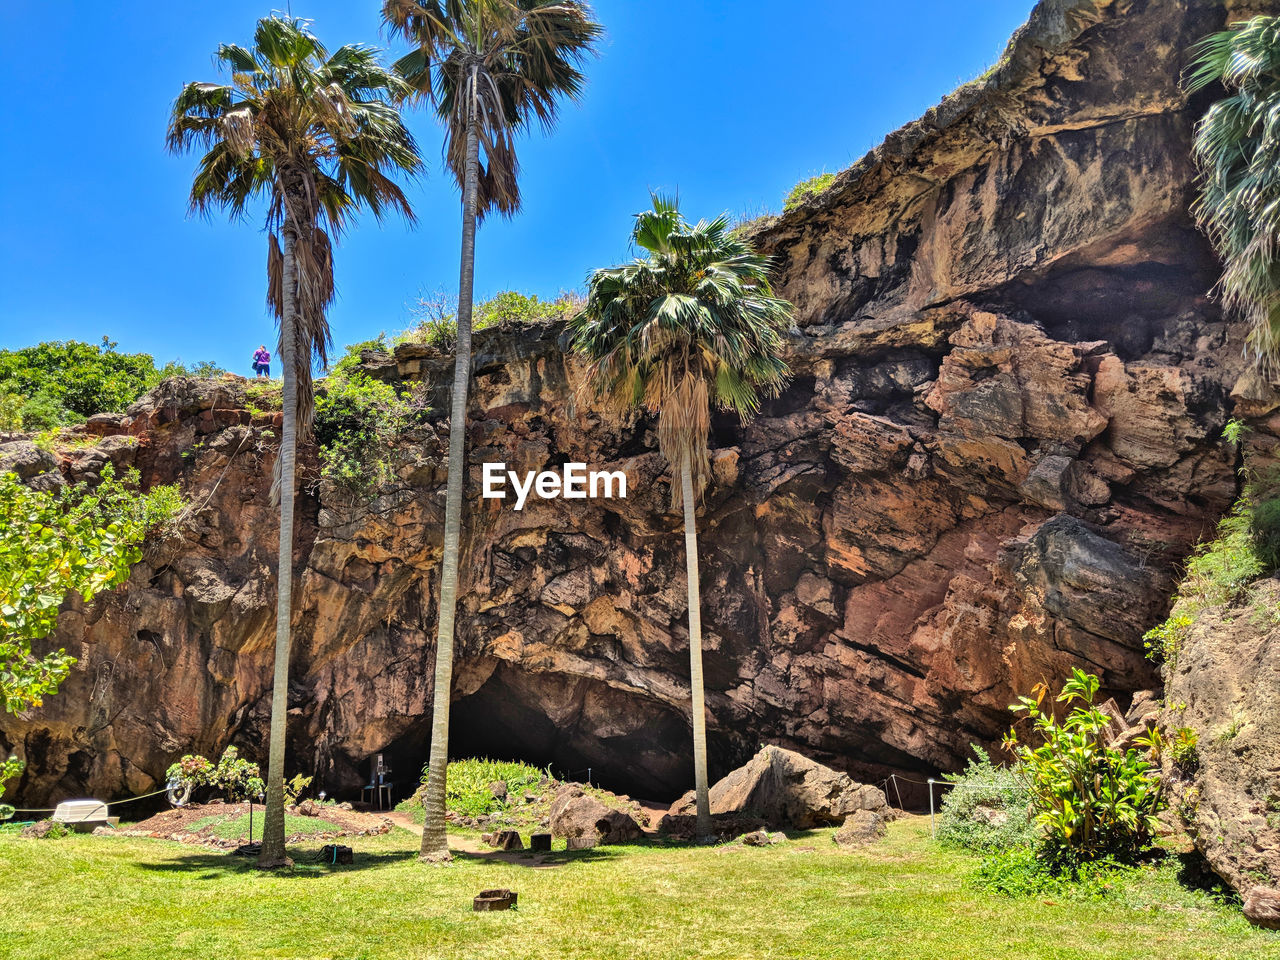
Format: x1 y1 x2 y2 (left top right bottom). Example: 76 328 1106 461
936 746 1036 853
314 359 427 494
0 338 225 430
784 172 836 211
408 758 548 818
165 746 264 802
1004 669 1164 870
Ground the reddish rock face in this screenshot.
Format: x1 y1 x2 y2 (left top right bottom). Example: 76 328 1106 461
0 0 1262 805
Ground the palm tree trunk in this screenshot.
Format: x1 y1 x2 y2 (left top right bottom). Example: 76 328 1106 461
682 447 712 841
419 111 481 862
258 226 299 869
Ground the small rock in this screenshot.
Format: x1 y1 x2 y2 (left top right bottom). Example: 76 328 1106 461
741 830 780 846
488 781 508 802
834 810 887 848
296 799 322 817
1245 887 1280 929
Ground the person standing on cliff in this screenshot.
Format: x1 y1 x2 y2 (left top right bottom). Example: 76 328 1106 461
252 345 271 378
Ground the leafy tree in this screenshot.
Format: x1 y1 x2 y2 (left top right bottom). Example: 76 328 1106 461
0 465 180 805
1190 16 1280 369
571 195 794 839
384 0 602 862
1003 669 1165 869
167 15 421 868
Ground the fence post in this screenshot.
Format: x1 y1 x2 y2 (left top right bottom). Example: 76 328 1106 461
927 779 936 838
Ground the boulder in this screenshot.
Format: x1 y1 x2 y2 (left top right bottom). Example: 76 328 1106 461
549 786 643 845
668 746 891 830
834 810 887 848
1163 580 1280 918
1244 887 1280 930
488 781 508 802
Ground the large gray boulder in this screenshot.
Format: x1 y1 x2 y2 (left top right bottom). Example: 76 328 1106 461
669 745 891 830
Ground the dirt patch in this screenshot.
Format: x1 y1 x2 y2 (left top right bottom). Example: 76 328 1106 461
119 802 394 849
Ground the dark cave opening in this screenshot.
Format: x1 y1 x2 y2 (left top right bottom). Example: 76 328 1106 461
374 662 712 804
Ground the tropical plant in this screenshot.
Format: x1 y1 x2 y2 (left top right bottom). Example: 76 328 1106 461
1003 669 1165 870
167 15 421 868
570 195 794 839
0 464 180 802
165 746 266 804
384 0 601 862
1190 15 1280 370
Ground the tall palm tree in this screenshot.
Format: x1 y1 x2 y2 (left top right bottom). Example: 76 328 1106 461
383 0 602 862
167 16 422 868
1190 15 1280 371
570 195 794 840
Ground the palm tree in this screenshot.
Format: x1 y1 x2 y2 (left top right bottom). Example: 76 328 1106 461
167 16 422 868
383 0 602 862
1190 15 1280 371
570 195 794 840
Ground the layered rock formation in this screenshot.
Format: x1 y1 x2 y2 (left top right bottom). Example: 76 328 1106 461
1 0 1268 816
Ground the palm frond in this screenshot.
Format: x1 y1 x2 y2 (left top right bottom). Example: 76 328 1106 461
170 14 423 434
570 195 795 504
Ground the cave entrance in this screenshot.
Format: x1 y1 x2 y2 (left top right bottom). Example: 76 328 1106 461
378 661 702 803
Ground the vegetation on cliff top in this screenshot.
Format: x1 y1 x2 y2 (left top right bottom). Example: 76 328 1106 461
0 338 224 431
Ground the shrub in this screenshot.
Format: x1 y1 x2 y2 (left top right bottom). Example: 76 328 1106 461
0 338 226 429
410 758 547 818
284 774 313 805
1003 669 1165 870
936 746 1036 853
313 362 427 494
165 746 265 802
784 172 836 211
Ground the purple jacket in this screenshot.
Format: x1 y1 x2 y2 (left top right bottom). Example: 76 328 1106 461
253 349 270 364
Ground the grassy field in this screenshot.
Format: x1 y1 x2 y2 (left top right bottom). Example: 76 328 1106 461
0 816 1275 960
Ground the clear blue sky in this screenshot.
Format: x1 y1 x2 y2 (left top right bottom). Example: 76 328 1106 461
0 1 1034 375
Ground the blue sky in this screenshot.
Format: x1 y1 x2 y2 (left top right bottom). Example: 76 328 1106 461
0 1 1034 375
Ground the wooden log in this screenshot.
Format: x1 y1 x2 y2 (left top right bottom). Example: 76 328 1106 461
529 832 552 852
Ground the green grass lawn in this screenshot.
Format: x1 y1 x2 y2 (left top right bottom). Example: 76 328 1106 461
186 811 333 841
0 817 1275 960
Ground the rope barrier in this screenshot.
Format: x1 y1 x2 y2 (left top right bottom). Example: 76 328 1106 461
9 785 174 817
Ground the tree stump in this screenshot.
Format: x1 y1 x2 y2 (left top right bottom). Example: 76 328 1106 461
529 832 552 852
489 830 522 850
473 889 518 911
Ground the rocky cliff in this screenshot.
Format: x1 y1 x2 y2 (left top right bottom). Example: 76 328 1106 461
1 0 1267 812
